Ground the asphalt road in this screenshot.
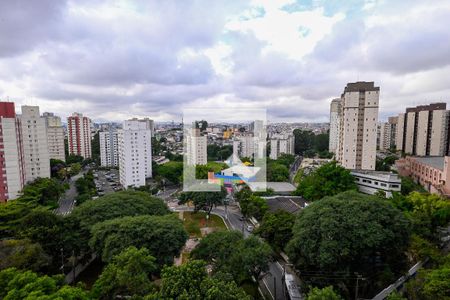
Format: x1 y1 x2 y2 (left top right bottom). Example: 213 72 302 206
54 172 84 216
213 205 287 299
156 186 179 201
170 200 286 300
211 205 287 299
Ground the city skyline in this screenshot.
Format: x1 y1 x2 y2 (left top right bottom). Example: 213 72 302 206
1 0 450 123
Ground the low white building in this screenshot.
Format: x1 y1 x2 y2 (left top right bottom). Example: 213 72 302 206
118 119 152 188
351 170 401 198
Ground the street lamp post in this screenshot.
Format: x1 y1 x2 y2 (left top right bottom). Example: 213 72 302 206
60 248 65 274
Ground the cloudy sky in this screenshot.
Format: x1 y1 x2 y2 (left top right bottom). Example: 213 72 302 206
1 0 450 123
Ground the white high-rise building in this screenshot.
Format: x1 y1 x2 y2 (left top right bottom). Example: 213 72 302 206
336 82 379 170
67 112 92 159
43 112 65 162
377 122 391 151
186 128 207 166
0 102 25 202
329 98 341 153
269 133 295 160
100 128 119 167
233 134 255 158
118 119 152 188
20 106 50 182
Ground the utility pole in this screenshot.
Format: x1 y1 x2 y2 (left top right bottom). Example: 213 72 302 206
224 198 228 220
60 247 65 274
354 273 364 300
72 250 76 283
273 276 277 299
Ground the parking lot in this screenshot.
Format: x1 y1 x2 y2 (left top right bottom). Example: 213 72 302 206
94 169 121 196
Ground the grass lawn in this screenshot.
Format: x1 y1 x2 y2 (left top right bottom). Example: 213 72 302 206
182 211 227 238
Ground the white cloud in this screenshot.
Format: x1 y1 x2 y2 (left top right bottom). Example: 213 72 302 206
0 0 449 123
225 2 345 60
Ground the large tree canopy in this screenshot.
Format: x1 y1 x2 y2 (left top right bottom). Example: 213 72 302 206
66 191 170 255
294 161 357 201
0 268 89 300
149 260 250 300
92 246 157 299
178 187 227 217
307 286 343 300
286 191 411 298
0 239 50 272
90 214 188 265
191 231 272 283
153 161 183 184
69 190 169 231
256 210 295 250
293 129 330 157
16 209 69 272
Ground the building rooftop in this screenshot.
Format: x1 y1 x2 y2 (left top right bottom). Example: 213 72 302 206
222 165 260 178
351 170 401 183
343 81 379 93
247 182 296 193
263 196 308 214
414 156 445 170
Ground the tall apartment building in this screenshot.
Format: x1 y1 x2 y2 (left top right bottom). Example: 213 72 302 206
148 119 155 138
186 128 207 166
67 112 92 158
43 112 65 162
329 98 341 153
395 103 450 156
20 106 50 182
336 82 379 170
118 119 152 188
233 134 255 158
377 122 391 151
0 102 25 202
377 117 398 151
388 116 398 149
269 133 295 160
100 128 119 167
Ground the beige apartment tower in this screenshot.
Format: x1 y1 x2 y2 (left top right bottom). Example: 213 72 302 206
186 128 207 166
395 103 450 156
20 106 51 182
377 117 397 151
329 98 341 153
336 82 379 170
43 112 66 162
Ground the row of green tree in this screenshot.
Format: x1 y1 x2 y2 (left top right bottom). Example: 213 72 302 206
1 188 276 299
267 153 295 182
293 129 332 158
0 178 68 238
0 246 255 300
74 171 96 204
253 161 450 298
